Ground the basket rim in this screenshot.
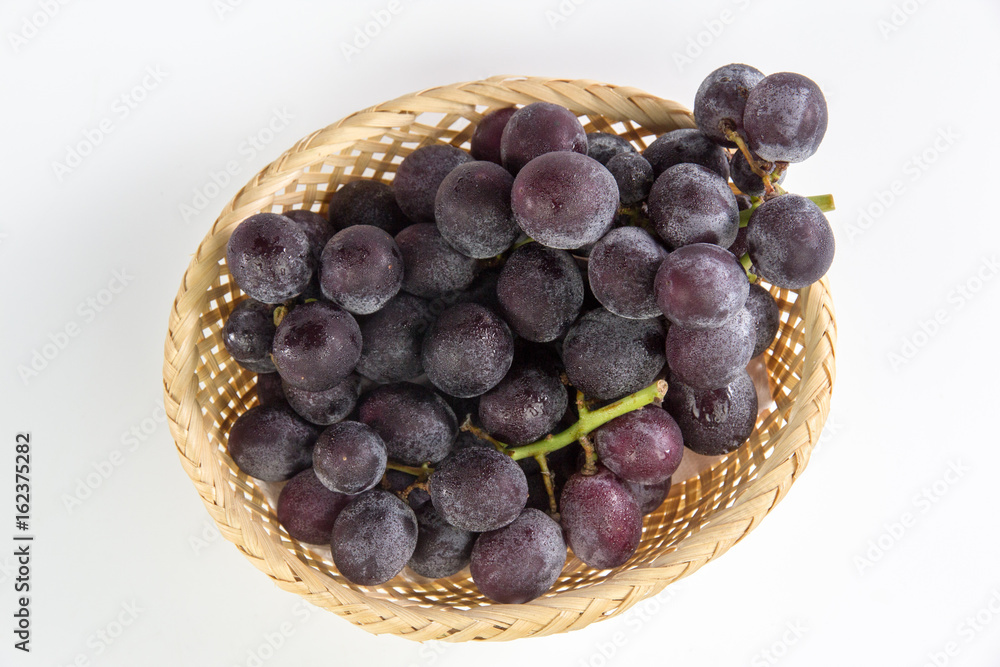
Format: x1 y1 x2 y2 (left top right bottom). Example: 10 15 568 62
162 75 837 642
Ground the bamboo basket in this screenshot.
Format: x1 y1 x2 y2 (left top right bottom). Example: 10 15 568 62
162 75 837 642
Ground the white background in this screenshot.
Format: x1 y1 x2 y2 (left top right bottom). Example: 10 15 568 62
2 0 998 665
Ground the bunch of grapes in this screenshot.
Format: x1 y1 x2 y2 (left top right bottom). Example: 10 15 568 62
222 64 834 603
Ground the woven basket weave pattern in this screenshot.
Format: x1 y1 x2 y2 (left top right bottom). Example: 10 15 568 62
162 76 837 642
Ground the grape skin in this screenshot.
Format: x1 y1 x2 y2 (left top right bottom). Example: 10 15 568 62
665 307 755 390
312 421 387 495
332 490 418 586
665 369 758 456
223 299 276 374
319 224 403 315
594 406 684 484
282 374 360 426
470 508 566 603
429 447 528 532
435 161 519 259
393 144 472 223
743 72 829 163
747 195 835 289
277 468 353 545
470 107 517 165
226 212 314 304
395 223 478 298
255 372 286 407
586 132 635 166
227 404 319 482
423 303 514 398
383 469 430 510
500 102 588 175
745 283 780 357
560 466 642 569
642 128 729 180
355 293 431 383
730 150 785 197
497 243 584 342
478 357 568 445
408 505 476 579
272 301 362 392
694 63 766 147
327 180 410 236
284 209 334 262
588 227 668 320
654 242 750 329
357 382 457 465
605 152 654 206
624 477 672 516
648 163 740 249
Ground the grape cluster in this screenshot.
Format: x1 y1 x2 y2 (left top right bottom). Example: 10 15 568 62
221 66 834 603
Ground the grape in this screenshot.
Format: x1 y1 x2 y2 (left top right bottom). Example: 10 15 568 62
747 195 835 289
395 223 477 298
277 468 353 544
423 303 514 398
728 224 749 260
665 307 754 390
255 372 285 407
743 72 828 163
223 299 276 373
654 242 750 329
319 224 403 314
272 301 362 392
429 447 528 532
560 466 641 569
648 163 740 249
435 161 519 258
312 421 387 495
327 180 410 236
284 209 334 262
730 150 785 197
665 369 757 456
588 227 667 320
623 477 672 516
605 152 654 205
355 293 431 383
282 374 360 426
332 490 418 585
358 382 457 465
745 283 780 357
434 268 502 315
470 107 516 165
736 194 753 211
594 406 684 484
226 213 314 304
500 102 587 175
393 144 472 223
408 505 476 579
383 469 430 510
694 63 766 146
511 151 618 249
478 356 568 445
562 309 665 401
642 128 729 180
586 131 635 166
497 243 583 341
470 508 566 603
226 404 318 481
453 430 493 451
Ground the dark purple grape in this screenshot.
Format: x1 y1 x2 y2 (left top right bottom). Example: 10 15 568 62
736 194 753 211
226 404 318 482
223 299 276 373
730 150 785 197
665 369 757 456
478 357 568 445
358 382 457 465
327 180 410 236
422 303 514 398
395 223 478 298
435 161 519 258
276 468 353 545
284 209 334 262
511 151 618 249
255 372 285 407
747 195 835 289
562 309 665 401
393 144 472 223
665 307 754 390
429 447 528 532
453 430 493 451
648 163 740 249
282 374 359 426
588 227 668 320
500 102 587 175
408 505 476 579
470 508 566 603
606 152 654 205
497 243 584 341
654 243 750 329
594 406 684 484
471 107 517 165
560 466 641 569
332 490 418 585
642 128 729 180
226 213 315 304
745 283 780 357
313 421 387 495
383 469 430 510
728 225 750 259
272 301 361 392
694 63 766 147
586 132 635 166
744 72 828 163
355 293 431 383
623 477 672 516
319 224 403 315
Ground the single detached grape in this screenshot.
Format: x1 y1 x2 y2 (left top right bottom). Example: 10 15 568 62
560 466 642 569
665 307 755 390
606 152 654 205
408 505 476 579
435 161 519 258
497 243 584 341
743 72 829 163
255 372 285 407
355 293 431 383
422 303 514 398
393 144 472 223
357 382 457 465
730 150 785 197
283 209 334 262
747 195 835 289
745 283 780 357
478 357 568 445
624 477 672 516
586 131 635 166
511 151 619 249
470 508 566 603
594 406 684 484
648 163 740 249
313 421 387 495
223 299 276 373
654 242 750 329
227 404 318 482
226 212 314 304
327 180 410 236
429 447 528 532
277 468 353 545
272 301 362 392
665 369 758 456
319 224 403 314
471 107 517 165
588 227 668 320
500 102 587 175
642 128 729 180
282 374 360 426
395 223 478 298
694 63 766 147
332 490 418 586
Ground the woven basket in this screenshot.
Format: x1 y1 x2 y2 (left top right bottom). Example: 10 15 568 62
162 75 836 642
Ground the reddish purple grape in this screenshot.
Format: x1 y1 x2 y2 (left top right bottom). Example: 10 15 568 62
429 447 528 532
728 225 750 259
560 466 641 569
478 357 568 445
277 468 353 545
588 227 668 320
624 477 672 515
654 242 749 329
395 223 478 298
318 225 403 315
283 209 334 262
223 299 276 373
500 102 587 175
648 163 740 249
586 132 635 166
665 307 754 390
743 72 828 163
226 213 314 304
642 128 729 180
745 283 780 357
282 374 360 426
255 372 285 407
665 370 758 456
471 107 516 165
606 152 654 205
594 406 684 484
730 150 784 197
435 161 519 259
227 404 318 482
422 303 514 398
383 469 430 510
393 144 472 223
327 180 410 236
470 508 566 603
694 63 766 147
497 243 584 342
357 382 457 465
747 195 835 289
312 421 387 495
272 301 362 392
332 490 418 585
408 505 476 579
355 293 431 383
